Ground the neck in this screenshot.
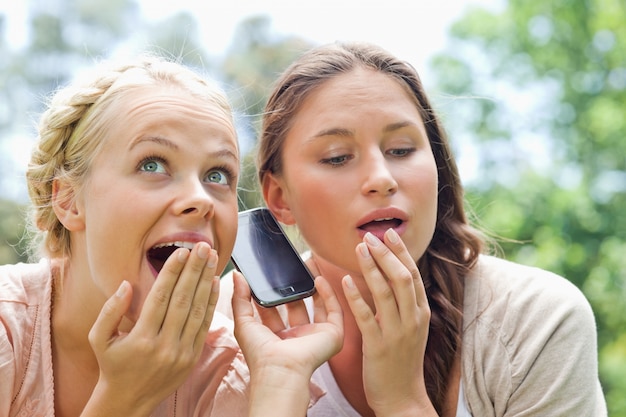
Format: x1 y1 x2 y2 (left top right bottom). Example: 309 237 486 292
309 254 375 308
50 258 102 368
308 254 377 416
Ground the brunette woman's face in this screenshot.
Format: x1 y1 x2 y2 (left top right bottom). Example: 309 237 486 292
266 68 438 275
70 86 239 320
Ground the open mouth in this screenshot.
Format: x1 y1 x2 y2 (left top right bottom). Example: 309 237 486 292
358 218 403 234
147 242 195 273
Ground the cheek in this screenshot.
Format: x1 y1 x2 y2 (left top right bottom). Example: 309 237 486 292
289 186 358 261
290 184 345 233
420 176 440 253
215 206 238 273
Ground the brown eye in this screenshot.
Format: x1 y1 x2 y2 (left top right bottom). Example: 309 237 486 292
321 154 352 166
388 148 415 157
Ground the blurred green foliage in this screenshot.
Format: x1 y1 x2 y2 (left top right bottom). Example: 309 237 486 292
430 0 625 414
0 199 28 264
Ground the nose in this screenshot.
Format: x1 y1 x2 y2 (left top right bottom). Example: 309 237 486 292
361 151 398 196
174 177 215 219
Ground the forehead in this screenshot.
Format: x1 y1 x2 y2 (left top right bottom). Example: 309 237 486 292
101 85 238 148
290 68 423 128
299 68 418 114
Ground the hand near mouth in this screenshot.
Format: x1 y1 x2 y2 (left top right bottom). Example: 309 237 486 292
342 229 436 416
85 242 220 416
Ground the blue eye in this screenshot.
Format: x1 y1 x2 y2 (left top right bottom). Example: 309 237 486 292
139 157 167 173
206 170 229 185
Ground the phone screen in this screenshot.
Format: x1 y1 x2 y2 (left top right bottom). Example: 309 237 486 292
231 207 316 307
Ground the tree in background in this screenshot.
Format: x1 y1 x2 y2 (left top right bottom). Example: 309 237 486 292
429 0 625 414
220 15 313 211
0 0 142 263
0 0 213 264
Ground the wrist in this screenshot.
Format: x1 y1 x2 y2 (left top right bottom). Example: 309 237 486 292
372 400 438 417
81 381 155 417
248 365 312 417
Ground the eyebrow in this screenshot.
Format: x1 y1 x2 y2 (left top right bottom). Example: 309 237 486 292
313 127 354 138
210 148 240 164
312 121 419 139
382 121 419 133
129 135 239 162
129 135 179 151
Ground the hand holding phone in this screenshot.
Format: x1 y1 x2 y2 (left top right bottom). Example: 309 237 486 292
231 207 316 307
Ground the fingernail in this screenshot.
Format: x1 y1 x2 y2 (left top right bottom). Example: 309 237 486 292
177 248 190 262
385 228 400 244
197 243 210 259
207 249 218 268
343 275 355 289
364 232 380 247
116 280 129 297
357 242 371 258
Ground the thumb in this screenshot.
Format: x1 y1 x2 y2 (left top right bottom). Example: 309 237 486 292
232 272 254 321
89 280 132 349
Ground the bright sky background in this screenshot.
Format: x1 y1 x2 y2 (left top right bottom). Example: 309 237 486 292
2 0 504 74
137 0 504 76
0 0 505 201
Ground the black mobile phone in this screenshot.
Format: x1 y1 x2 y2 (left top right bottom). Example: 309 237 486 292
231 207 316 307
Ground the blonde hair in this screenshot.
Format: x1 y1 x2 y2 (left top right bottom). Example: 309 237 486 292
26 55 234 260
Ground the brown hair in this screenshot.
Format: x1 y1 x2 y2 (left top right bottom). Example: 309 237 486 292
26 55 233 260
257 41 484 413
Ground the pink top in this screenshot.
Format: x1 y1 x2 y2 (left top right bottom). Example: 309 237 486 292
0 259 250 416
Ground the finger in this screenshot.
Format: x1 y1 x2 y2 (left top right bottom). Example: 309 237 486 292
231 273 286 333
179 247 218 344
311 282 327 323
383 228 428 309
357 237 402 324
161 243 213 339
313 276 343 330
231 272 252 352
341 274 380 339
192 276 220 352
285 298 310 327
89 280 133 349
255 303 288 334
232 270 254 322
135 247 189 335
363 233 418 323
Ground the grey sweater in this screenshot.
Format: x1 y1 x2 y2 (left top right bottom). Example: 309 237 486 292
461 255 606 416
218 255 607 416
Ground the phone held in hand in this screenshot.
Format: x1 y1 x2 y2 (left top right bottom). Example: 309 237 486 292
231 207 316 307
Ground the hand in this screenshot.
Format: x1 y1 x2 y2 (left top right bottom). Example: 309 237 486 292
232 271 343 417
84 242 220 416
342 229 436 416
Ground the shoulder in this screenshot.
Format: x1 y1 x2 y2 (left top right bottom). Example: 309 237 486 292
463 255 597 353
464 255 592 328
462 255 605 416
0 259 55 416
0 260 51 305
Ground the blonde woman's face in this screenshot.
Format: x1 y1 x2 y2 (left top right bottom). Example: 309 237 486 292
70 86 239 322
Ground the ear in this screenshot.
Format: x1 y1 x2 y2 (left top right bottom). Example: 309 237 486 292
262 173 295 225
52 179 85 231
